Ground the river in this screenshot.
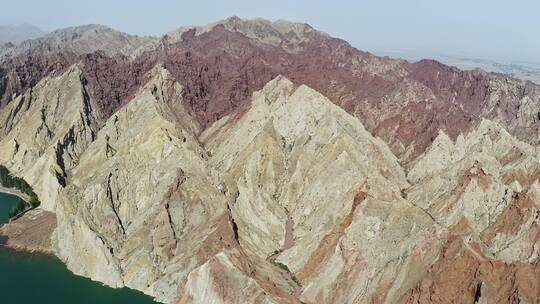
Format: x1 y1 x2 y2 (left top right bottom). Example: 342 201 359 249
0 192 158 304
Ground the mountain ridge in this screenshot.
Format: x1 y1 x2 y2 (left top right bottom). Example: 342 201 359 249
0 62 538 303
0 23 157 60
0 16 538 303
2 17 538 161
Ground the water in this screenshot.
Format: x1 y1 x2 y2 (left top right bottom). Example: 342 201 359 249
0 192 158 304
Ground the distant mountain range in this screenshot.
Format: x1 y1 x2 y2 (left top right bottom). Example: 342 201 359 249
3 23 538 85
375 49 540 84
437 56 540 84
0 24 45 45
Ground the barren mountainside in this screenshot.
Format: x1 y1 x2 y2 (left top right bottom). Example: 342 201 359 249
0 17 539 304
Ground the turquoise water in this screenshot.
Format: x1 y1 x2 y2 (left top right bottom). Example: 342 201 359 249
0 192 158 304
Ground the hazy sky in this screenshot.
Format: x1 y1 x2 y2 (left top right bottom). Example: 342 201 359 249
1 0 539 63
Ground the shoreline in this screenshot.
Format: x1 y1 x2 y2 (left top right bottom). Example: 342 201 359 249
0 185 32 203
0 208 56 255
0 241 54 256
0 186 36 222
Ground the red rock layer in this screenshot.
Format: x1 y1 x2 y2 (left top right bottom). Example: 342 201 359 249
1 22 539 159
0 51 78 107
0 20 539 303
405 230 540 304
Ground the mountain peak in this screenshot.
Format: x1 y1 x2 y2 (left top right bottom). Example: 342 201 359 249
218 16 318 34
1 24 157 60
166 16 326 51
256 75 295 104
0 15 539 304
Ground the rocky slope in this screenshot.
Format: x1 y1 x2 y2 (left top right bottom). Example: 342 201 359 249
49 69 446 303
0 65 97 210
0 24 156 60
0 17 538 304
1 17 538 161
405 120 540 303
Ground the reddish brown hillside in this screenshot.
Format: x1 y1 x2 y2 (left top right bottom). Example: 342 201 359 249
0 18 538 161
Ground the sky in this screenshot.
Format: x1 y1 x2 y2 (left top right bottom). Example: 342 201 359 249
1 0 539 64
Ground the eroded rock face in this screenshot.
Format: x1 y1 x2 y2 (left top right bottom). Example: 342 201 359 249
0 51 78 107
53 66 232 302
0 65 97 210
201 77 444 304
2 17 538 163
0 64 537 303
0 17 538 304
404 120 540 303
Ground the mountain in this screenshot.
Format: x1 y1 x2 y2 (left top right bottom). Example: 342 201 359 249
1 17 538 162
0 24 45 45
0 24 157 60
375 49 540 85
431 56 540 85
0 17 538 304
166 16 328 52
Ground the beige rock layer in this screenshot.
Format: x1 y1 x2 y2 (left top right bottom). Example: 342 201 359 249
202 76 444 303
0 65 97 211
404 120 540 303
53 66 232 302
0 66 538 304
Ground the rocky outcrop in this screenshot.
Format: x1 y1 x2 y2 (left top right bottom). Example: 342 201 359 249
0 25 156 108
2 17 538 162
54 66 232 303
167 16 328 53
0 17 538 304
0 51 78 107
404 119 540 303
0 65 97 210
0 24 156 61
0 63 536 303
166 17 540 162
199 77 447 304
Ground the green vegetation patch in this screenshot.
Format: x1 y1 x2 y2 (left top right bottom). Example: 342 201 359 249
0 165 40 218
8 198 27 218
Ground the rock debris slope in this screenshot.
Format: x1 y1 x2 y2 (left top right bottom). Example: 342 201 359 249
0 17 538 304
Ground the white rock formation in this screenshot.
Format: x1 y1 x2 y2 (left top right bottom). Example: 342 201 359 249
53 66 233 303
407 119 540 264
0 65 96 210
0 66 538 303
